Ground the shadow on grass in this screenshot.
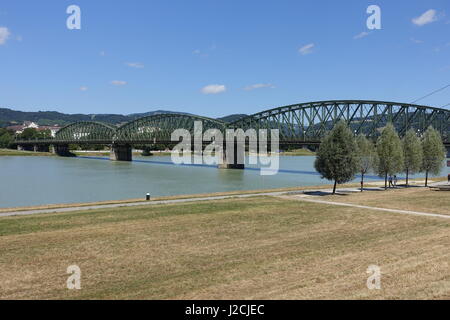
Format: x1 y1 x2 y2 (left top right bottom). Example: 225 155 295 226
302 191 351 196
303 188 390 197
396 184 423 188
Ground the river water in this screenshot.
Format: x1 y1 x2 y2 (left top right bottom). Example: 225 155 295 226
0 155 448 208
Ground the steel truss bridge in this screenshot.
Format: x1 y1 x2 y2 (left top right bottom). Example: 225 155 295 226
14 100 450 150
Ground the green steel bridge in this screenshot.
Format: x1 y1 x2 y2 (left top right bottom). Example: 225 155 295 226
14 100 450 161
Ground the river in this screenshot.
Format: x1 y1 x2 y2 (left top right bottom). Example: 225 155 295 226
0 155 448 208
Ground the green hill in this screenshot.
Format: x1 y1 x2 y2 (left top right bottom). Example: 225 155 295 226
0 107 244 127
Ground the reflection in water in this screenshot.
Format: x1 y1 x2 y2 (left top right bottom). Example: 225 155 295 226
216 168 245 183
0 155 448 208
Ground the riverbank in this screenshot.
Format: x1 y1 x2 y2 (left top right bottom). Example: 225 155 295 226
0 149 172 157
1 148 313 157
280 148 315 156
0 148 54 157
0 176 446 213
0 181 449 299
60 150 314 157
73 150 173 157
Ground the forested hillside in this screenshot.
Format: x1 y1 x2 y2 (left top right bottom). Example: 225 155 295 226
0 108 246 127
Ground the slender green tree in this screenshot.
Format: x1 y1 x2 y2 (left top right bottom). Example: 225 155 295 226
402 129 423 187
314 120 359 194
421 126 446 187
355 134 378 192
376 123 404 189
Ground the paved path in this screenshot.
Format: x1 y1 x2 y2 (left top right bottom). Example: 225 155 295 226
429 180 450 187
0 192 285 218
277 180 450 219
283 180 450 195
278 194 450 219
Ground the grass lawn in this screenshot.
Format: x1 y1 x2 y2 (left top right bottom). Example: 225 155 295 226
0 191 449 300
323 187 450 215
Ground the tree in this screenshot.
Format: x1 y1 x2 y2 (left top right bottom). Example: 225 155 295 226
376 123 404 190
18 128 39 140
36 129 52 139
355 134 377 192
18 128 52 140
314 120 359 194
421 126 446 187
402 129 423 187
0 129 13 148
0 128 13 147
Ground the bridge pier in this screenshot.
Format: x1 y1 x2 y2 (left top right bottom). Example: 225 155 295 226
33 144 49 152
52 144 73 157
110 144 132 161
17 144 34 151
218 142 245 169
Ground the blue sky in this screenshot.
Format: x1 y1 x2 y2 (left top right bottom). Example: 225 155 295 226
0 0 449 118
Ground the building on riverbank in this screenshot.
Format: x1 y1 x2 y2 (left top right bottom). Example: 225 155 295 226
6 122 62 137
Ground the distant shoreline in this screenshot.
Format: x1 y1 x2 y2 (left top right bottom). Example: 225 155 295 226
0 148 315 157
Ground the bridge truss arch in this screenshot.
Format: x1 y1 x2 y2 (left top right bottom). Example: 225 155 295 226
229 100 450 143
54 121 117 144
114 113 227 143
14 101 450 147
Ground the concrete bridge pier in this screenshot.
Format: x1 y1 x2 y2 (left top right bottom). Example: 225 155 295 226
218 141 245 169
52 144 72 156
110 144 132 161
33 144 49 152
17 144 34 151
